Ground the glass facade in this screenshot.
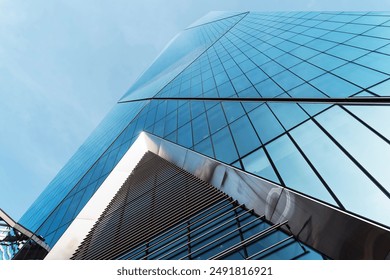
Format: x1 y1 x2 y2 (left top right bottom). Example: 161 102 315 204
18 11 390 259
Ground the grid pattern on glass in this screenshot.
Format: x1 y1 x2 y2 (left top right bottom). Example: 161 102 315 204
20 12 390 256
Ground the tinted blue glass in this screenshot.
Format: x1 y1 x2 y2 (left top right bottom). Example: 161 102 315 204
192 113 209 144
345 105 390 140
260 61 285 76
332 63 388 88
289 62 325 81
363 26 390 40
222 102 246 123
272 71 305 91
214 71 230 86
268 102 309 130
177 122 193 148
344 35 389 50
255 79 284 97
305 39 337 51
229 115 261 156
177 102 191 127
290 46 319 60
164 112 177 136
231 74 252 92
316 106 390 193
355 52 390 75
310 73 361 97
248 104 285 143
206 103 227 133
218 81 236 97
266 134 336 205
242 148 280 183
193 137 214 158
308 53 346 71
212 127 239 163
190 101 205 118
291 120 390 225
326 44 369 61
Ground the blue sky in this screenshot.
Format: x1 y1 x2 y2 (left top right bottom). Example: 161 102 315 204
1 0 390 221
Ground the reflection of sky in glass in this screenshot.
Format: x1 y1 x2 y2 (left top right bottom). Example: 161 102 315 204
291 120 390 226
316 106 390 194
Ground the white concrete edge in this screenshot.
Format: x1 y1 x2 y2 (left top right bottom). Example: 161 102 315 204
45 133 152 260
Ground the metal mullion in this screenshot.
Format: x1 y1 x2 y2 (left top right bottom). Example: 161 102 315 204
177 214 264 260
210 220 288 260
312 117 390 199
140 203 245 260
123 198 231 260
286 132 345 209
341 105 390 146
156 209 257 260
82 186 223 260
246 235 295 260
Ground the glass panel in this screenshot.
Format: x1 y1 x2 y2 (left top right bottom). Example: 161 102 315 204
345 105 390 140
242 148 280 183
268 102 309 130
248 104 285 143
206 103 227 134
289 62 325 81
222 102 246 123
177 122 193 148
310 73 361 97
308 53 346 71
193 137 214 158
290 120 390 226
229 115 261 157
212 127 239 164
332 63 388 89
266 134 336 205
255 79 284 97
316 106 390 193
192 113 209 145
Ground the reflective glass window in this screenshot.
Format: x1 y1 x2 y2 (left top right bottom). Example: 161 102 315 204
290 120 390 225
218 81 236 97
177 122 193 148
268 102 309 130
310 73 361 97
255 79 284 97
272 71 305 91
266 134 336 204
355 52 390 75
316 106 390 193
222 102 246 123
326 44 369 61
289 46 319 60
345 105 390 140
289 62 325 81
177 102 191 127
242 148 280 183
229 115 261 156
246 67 268 85
207 103 227 134
212 127 239 163
231 74 252 93
249 104 285 143
192 113 209 145
345 35 389 50
308 53 346 71
332 63 388 89
193 137 214 158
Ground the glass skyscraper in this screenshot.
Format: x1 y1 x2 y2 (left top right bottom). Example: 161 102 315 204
8 11 390 259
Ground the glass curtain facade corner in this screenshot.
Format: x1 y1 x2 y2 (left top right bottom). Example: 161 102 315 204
20 11 390 257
